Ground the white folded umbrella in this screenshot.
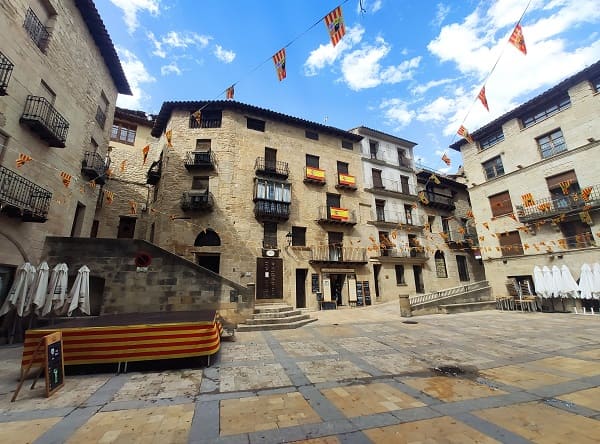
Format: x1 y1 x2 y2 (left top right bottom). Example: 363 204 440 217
551 265 563 298
542 266 553 299
578 264 595 300
64 265 90 316
592 263 600 299
533 266 547 298
28 262 50 316
0 263 35 317
42 263 69 316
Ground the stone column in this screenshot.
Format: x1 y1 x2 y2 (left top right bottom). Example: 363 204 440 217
398 294 412 317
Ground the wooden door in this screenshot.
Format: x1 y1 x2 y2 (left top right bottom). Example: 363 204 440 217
117 216 136 239
256 258 283 299
295 269 307 308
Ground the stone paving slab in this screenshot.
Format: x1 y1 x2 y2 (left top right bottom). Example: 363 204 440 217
1 304 599 443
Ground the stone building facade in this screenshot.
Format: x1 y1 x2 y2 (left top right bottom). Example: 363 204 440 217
148 101 370 310
0 0 130 309
93 107 159 240
450 61 600 305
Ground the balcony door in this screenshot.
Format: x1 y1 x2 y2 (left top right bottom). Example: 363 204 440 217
400 176 410 194
326 193 340 219
372 169 383 188
265 147 277 171
413 265 425 293
328 231 343 261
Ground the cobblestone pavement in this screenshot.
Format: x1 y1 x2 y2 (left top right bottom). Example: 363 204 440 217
1 303 599 443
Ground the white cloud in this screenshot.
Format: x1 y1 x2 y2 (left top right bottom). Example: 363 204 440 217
304 25 365 76
161 63 182 76
431 3 450 27
116 47 156 109
213 45 236 63
379 98 416 128
411 78 455 95
109 0 160 34
417 97 457 122
147 32 166 58
162 31 211 49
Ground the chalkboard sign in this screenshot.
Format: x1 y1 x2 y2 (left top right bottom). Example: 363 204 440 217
356 282 364 306
44 332 65 397
311 273 320 293
363 281 372 306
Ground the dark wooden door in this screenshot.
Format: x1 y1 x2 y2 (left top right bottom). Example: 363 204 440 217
265 147 277 171
117 216 136 239
295 269 307 308
457 255 470 281
413 265 425 293
256 258 283 299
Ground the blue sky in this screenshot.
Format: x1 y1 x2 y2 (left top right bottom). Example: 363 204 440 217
96 0 600 171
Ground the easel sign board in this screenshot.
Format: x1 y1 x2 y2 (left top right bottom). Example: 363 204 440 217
44 331 65 397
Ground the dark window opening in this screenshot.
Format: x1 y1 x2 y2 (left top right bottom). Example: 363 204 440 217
305 130 319 140
264 222 278 248
341 140 353 150
306 154 320 168
247 117 265 132
292 226 306 246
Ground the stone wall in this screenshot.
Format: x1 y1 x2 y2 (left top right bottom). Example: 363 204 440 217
42 237 254 325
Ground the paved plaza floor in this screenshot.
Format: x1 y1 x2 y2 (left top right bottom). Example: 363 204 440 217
0 303 599 443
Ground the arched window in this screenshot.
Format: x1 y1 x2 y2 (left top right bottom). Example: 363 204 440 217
434 250 447 278
194 229 221 246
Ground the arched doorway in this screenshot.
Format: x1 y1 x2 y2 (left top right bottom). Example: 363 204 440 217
434 250 447 278
194 229 221 273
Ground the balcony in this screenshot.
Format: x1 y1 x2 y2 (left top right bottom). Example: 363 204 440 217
419 191 455 211
304 167 326 185
146 160 161 185
376 247 429 263
20 95 69 147
336 173 357 191
255 157 289 179
23 8 50 52
0 165 52 222
317 206 357 226
81 151 109 185
254 200 290 221
443 228 478 249
366 178 417 199
367 210 423 231
309 245 367 265
517 184 600 223
181 190 214 212
0 51 14 95
185 151 216 171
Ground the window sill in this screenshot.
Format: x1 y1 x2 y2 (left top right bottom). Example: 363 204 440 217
396 283 408 287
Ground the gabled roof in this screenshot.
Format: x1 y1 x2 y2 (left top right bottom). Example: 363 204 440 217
449 60 600 151
75 0 131 95
349 126 417 148
151 100 364 141
114 107 156 127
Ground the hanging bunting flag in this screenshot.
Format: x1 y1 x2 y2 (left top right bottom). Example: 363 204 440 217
324 6 346 47
165 128 173 148
483 222 490 230
16 153 33 168
88 180 97 190
105 190 114 205
579 211 592 224
226 85 235 100
508 213 517 221
523 243 530 250
478 86 489 111
60 171 72 188
466 210 473 218
418 191 430 205
581 186 593 201
120 160 126 172
192 110 202 126
129 200 137 215
458 227 466 234
537 202 551 212
429 173 441 185
521 193 535 207
441 153 452 166
142 145 150 165
509 23 527 55
559 180 571 195
457 125 474 144
557 239 567 249
479 236 485 241
273 48 286 81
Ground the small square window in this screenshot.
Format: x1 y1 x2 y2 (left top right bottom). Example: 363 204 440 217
305 130 319 140
482 156 505 180
537 129 566 159
489 191 513 218
341 140 353 150
247 117 265 132
306 154 319 168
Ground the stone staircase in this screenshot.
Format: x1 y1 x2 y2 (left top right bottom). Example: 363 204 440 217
409 281 495 316
236 303 316 331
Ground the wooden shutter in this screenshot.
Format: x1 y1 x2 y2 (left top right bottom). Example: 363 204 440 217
489 191 513 217
498 231 523 256
546 170 577 189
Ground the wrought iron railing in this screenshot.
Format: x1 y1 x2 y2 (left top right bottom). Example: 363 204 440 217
421 191 455 208
372 209 410 225
185 151 216 169
370 177 416 195
95 106 106 129
255 157 289 178
317 206 357 224
409 280 490 306
443 228 478 246
310 245 367 263
20 95 69 147
0 51 13 95
81 151 108 184
23 8 50 52
181 190 214 211
254 200 290 220
0 164 52 221
517 184 600 222
377 247 428 258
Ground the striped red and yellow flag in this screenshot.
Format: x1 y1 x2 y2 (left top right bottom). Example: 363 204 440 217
457 125 474 144
521 193 535 207
478 86 489 111
142 144 150 165
559 180 571 195
88 180 97 190
165 128 173 148
324 6 346 47
226 85 235 100
273 48 286 81
129 200 137 215
60 171 72 187
16 153 33 168
581 186 593 201
105 190 114 205
509 23 527 55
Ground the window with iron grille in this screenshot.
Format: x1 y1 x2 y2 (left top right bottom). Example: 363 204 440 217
482 156 505 179
537 129 566 159
434 251 448 278
292 226 306 246
479 129 504 150
375 200 385 221
111 122 137 145
305 130 319 140
489 191 513 218
521 95 570 128
247 117 265 132
498 231 524 256
190 110 222 128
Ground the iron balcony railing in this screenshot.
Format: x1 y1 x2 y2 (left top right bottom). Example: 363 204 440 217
370 177 416 196
378 247 428 259
254 200 290 221
23 8 50 52
310 245 367 263
0 51 14 95
517 184 600 223
0 164 52 222
181 190 214 211
255 157 289 178
20 95 69 147
372 209 411 225
95 106 107 129
81 151 109 185
146 160 161 185
185 151 216 170
443 228 478 246
317 206 357 225
421 191 455 209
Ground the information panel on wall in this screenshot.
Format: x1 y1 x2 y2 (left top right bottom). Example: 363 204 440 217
363 281 371 306
356 282 364 306
311 273 320 293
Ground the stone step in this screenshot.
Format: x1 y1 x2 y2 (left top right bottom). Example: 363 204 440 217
252 310 302 319
245 313 311 325
253 304 294 314
440 300 497 314
237 317 317 332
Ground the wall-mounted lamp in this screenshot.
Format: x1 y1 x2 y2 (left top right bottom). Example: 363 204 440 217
587 137 596 143
286 231 293 246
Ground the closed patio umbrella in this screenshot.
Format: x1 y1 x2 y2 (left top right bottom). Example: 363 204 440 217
578 264 595 300
41 263 68 316
64 265 90 316
551 266 563 298
542 266 554 299
592 263 600 299
0 263 36 317
560 265 579 298
533 266 547 298
28 262 50 316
